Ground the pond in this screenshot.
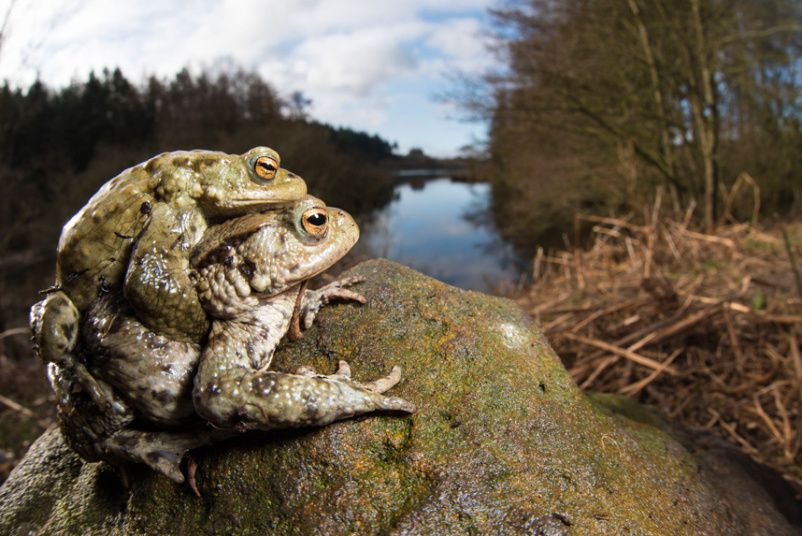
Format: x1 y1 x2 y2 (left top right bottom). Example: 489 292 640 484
356 176 530 293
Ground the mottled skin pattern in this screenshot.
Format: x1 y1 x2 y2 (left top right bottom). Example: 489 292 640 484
30 147 307 413
83 292 201 427
60 197 414 483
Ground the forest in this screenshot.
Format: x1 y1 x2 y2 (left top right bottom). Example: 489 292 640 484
0 66 400 332
471 0 802 252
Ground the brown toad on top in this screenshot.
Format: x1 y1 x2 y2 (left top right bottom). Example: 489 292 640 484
31 147 307 412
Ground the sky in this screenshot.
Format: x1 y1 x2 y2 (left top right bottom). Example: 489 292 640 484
0 0 497 157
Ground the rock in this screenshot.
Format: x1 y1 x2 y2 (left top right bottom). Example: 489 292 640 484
1 259 800 536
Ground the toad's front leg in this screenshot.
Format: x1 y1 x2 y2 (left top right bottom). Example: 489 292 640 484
299 276 367 329
192 313 414 430
123 204 209 343
194 360 415 430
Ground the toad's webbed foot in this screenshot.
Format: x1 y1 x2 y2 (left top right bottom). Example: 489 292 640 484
47 362 127 415
194 360 415 431
296 360 403 394
57 387 137 466
99 427 237 484
300 276 366 329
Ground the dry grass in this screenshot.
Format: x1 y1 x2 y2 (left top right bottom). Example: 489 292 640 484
515 197 802 491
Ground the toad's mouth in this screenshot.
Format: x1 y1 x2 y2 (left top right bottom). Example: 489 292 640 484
222 198 299 211
287 279 311 341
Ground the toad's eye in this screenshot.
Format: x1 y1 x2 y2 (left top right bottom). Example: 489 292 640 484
254 155 278 181
302 208 328 237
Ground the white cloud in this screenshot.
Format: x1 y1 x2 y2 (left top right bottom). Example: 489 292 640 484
423 17 494 73
0 0 494 155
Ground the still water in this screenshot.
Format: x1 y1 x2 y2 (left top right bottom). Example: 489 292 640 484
356 177 529 293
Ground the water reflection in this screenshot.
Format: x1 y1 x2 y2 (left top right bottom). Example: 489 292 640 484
356 177 530 292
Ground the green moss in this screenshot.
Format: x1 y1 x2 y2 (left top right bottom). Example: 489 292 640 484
702 258 724 271
753 287 765 310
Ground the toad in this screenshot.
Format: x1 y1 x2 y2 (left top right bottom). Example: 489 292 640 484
31 148 307 412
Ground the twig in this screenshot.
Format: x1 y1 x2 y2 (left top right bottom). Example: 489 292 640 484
681 229 735 248
772 388 793 461
0 327 30 340
628 305 720 352
721 309 744 369
758 314 802 324
711 409 759 455
577 355 618 389
680 198 697 231
563 333 677 374
620 348 683 396
0 393 36 419
790 335 802 386
575 213 645 234
542 313 576 334
570 296 652 334
752 396 784 452
533 247 544 282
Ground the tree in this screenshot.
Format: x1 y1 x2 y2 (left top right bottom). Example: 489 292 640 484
0 0 16 60
479 0 802 230
284 91 312 121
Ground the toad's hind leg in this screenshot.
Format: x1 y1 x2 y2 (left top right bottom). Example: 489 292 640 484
193 359 415 431
30 292 121 413
99 427 237 484
59 389 234 484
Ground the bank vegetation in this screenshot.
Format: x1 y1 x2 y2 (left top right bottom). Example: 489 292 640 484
468 0 802 252
469 0 802 490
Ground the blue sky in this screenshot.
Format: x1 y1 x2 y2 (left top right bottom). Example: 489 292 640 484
0 0 496 157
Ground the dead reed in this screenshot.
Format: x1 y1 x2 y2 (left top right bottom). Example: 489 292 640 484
517 197 802 490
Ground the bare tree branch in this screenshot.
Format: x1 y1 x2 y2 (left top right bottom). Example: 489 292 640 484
0 0 17 59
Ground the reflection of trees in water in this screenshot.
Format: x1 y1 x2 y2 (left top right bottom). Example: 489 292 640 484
484 177 586 261
462 182 535 278
359 177 531 291
355 210 395 261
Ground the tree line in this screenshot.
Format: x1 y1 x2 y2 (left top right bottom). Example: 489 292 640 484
0 66 398 330
470 0 802 245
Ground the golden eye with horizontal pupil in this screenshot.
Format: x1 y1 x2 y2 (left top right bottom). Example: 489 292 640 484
254 155 278 181
302 208 328 236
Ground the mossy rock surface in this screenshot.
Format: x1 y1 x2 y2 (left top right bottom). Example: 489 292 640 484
2 259 800 535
